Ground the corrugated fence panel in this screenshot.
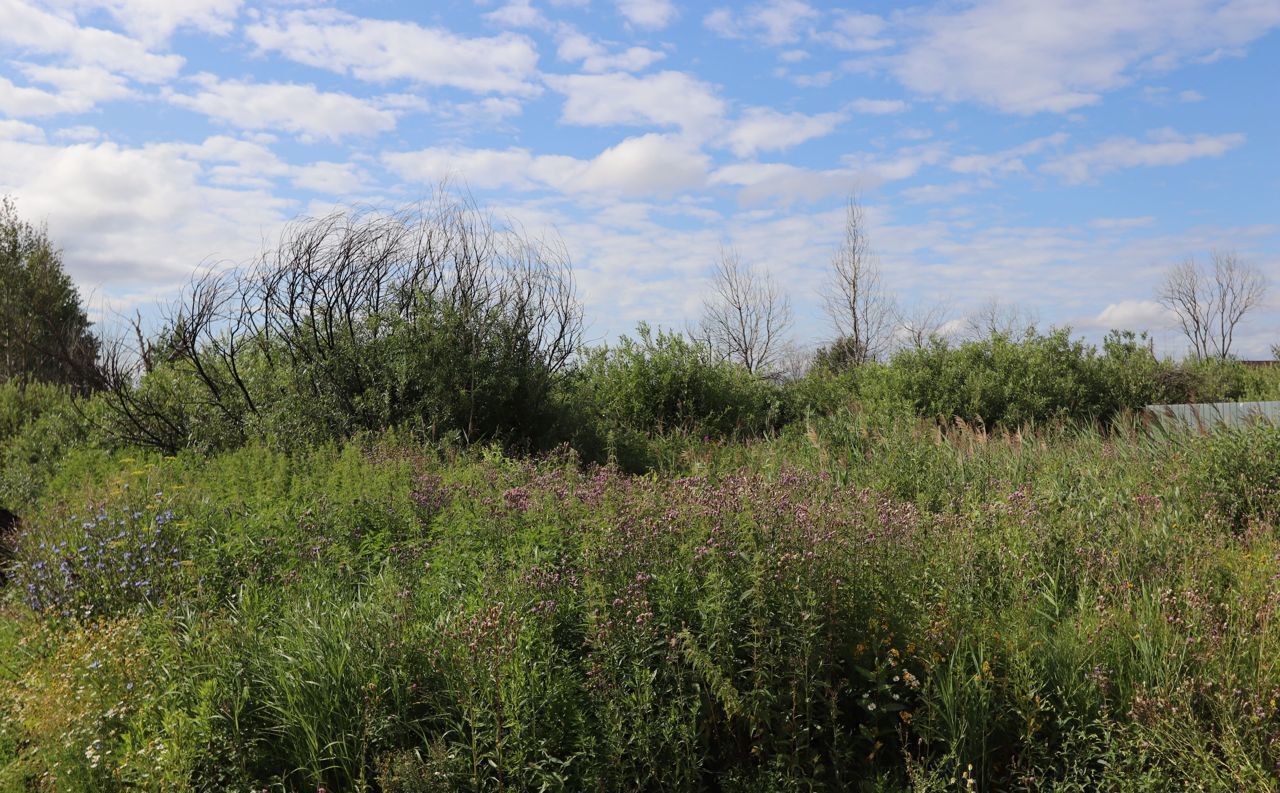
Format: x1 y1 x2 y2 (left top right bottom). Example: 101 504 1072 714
1143 401 1280 431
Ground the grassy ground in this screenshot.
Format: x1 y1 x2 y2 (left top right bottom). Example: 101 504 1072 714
2 416 1279 791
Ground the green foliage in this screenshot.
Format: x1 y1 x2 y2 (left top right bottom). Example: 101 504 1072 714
885 328 1119 428
1188 422 1280 532
0 380 98 509
566 324 786 469
0 197 101 391
4 418 1280 790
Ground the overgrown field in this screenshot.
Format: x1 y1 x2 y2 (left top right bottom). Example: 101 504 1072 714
3 409 1280 791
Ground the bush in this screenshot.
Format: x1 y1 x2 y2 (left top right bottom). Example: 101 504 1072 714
99 199 582 453
885 328 1159 429
565 324 786 469
0 382 98 509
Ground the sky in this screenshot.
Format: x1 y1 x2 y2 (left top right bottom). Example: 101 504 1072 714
1 0 1278 356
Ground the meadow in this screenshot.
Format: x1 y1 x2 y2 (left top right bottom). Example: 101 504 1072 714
3 361 1280 791
4 201 1280 790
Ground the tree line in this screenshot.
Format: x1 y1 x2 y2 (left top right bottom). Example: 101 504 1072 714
1 190 1275 466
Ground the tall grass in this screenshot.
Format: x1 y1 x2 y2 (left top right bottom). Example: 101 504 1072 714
2 414 1279 790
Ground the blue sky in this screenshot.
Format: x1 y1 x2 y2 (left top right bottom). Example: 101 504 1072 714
1 0 1278 355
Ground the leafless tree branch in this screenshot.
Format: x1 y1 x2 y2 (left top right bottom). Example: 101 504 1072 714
1158 250 1267 360
823 196 895 364
698 245 793 377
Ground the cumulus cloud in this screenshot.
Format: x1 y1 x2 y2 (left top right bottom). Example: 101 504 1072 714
723 106 844 157
949 133 1069 176
0 119 47 142
814 10 891 52
384 133 709 197
1042 129 1245 184
0 0 182 81
547 71 726 137
891 0 1280 113
168 76 398 140
615 0 677 30
0 136 292 289
705 1 819 46
245 9 542 95
1085 299 1172 331
709 162 861 204
556 28 666 72
45 0 243 44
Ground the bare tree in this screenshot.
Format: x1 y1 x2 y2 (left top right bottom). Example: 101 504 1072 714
963 297 1038 341
1158 250 1267 360
698 245 793 377
96 189 583 450
895 299 953 351
824 197 895 364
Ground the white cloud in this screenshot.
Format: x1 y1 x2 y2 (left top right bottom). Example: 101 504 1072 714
168 76 398 140
0 0 182 82
547 71 726 137
556 28 665 72
615 0 677 31
0 136 292 290
384 146 540 191
571 133 709 195
710 162 861 204
844 144 949 182
848 98 907 115
434 96 524 126
245 10 541 95
384 133 709 197
290 161 366 195
483 0 548 29
814 10 890 52
949 133 1069 175
0 119 47 142
706 1 819 46
892 0 1280 113
46 0 243 44
706 0 814 46
1042 129 1245 184
0 63 133 117
899 181 979 204
0 75 88 117
1085 299 1171 331
723 106 844 157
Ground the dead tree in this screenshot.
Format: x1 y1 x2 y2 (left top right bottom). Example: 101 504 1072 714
1158 250 1267 360
98 189 583 449
824 197 894 364
895 300 952 351
698 246 793 377
964 297 1039 341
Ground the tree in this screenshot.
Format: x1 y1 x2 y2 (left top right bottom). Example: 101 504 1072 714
824 196 894 365
0 197 101 391
99 191 583 451
963 297 1038 341
697 245 793 378
895 299 953 351
1158 250 1267 360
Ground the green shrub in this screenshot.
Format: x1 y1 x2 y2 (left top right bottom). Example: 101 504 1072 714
565 324 786 470
885 328 1162 428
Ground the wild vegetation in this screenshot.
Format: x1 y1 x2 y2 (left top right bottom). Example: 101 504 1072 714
2 194 1279 791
